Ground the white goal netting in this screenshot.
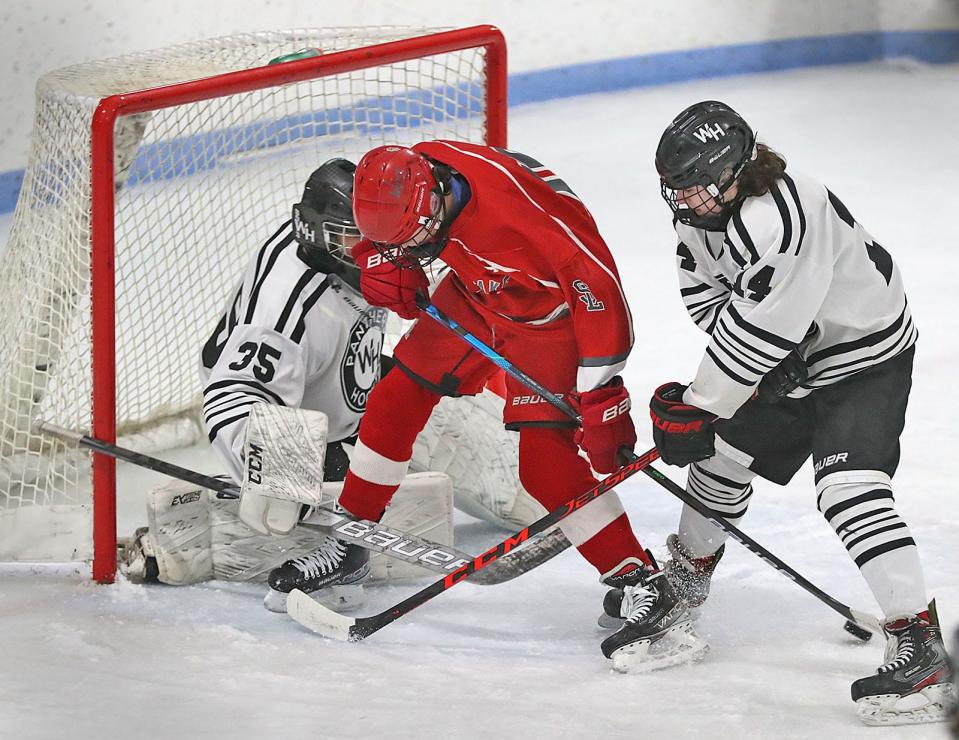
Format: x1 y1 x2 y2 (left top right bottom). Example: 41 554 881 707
0 27 501 568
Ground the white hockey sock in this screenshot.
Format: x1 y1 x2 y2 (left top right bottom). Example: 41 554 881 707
816 470 928 619
677 453 755 557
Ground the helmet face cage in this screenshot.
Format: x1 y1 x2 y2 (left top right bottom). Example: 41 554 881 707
656 101 756 230
371 189 449 270
292 201 360 269
293 158 360 267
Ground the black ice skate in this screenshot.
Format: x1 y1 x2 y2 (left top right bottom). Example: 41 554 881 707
851 606 956 726
599 558 708 673
663 533 724 609
263 535 370 613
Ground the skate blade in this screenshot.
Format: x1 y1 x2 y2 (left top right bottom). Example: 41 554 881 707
262 584 366 614
855 682 956 726
611 620 709 674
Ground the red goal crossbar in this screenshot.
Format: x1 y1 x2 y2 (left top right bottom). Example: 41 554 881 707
88 26 507 582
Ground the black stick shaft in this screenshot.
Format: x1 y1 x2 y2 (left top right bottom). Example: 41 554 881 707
421 304 878 633
37 421 238 496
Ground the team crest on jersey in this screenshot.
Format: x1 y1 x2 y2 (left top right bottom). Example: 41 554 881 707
572 279 605 312
341 309 386 413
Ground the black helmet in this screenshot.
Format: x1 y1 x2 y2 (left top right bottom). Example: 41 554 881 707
655 101 756 230
292 158 360 279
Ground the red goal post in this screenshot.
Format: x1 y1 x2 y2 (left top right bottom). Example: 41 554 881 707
0 26 507 583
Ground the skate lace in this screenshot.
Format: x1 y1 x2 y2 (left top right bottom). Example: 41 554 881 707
621 584 657 623
878 630 915 673
290 539 347 579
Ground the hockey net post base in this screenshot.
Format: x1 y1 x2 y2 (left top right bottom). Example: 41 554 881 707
1 26 507 582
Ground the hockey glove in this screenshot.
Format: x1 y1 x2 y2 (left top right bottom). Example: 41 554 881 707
353 239 429 320
574 377 637 473
649 382 715 467
755 348 808 404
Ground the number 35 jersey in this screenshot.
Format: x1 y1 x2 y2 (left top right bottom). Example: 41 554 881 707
674 170 916 419
199 220 387 481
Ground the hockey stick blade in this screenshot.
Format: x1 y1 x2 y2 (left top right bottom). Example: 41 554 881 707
287 589 358 641
286 448 660 642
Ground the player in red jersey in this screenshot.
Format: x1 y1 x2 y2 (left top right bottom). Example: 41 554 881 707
334 141 707 671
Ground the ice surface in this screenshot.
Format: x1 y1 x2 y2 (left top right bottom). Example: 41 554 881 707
1 60 957 739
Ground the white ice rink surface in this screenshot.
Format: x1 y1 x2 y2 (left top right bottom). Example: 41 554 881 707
2 61 958 740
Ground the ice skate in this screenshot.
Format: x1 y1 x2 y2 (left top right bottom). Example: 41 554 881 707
263 535 370 613
663 533 724 609
599 558 708 673
852 608 956 726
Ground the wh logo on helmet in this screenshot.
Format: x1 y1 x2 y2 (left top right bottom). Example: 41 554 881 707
693 123 726 143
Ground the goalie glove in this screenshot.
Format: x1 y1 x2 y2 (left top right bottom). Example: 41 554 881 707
649 382 715 467
353 239 429 320
574 377 636 473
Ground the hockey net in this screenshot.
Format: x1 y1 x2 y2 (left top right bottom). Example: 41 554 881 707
0 26 506 581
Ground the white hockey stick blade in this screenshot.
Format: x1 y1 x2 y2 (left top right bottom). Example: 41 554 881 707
848 608 884 637
287 589 356 641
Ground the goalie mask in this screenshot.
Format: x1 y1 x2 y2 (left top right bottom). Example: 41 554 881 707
655 100 757 231
352 145 452 269
292 158 361 284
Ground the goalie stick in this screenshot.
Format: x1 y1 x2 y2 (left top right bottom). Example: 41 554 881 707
34 420 557 586
417 303 882 639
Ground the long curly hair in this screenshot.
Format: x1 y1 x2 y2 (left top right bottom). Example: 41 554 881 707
736 144 787 198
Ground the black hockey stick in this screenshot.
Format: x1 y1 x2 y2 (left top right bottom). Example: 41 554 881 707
419 303 882 638
34 420 549 585
287 446 660 640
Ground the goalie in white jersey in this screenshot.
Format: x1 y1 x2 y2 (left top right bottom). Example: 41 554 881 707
124 159 551 606
638 101 954 725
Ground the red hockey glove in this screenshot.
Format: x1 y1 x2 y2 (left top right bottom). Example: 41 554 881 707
649 382 715 467
353 240 429 320
574 377 637 474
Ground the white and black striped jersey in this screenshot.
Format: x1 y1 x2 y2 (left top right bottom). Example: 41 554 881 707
674 170 916 419
200 220 387 482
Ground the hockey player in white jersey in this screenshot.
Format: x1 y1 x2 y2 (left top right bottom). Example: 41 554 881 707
636 100 954 725
125 159 552 607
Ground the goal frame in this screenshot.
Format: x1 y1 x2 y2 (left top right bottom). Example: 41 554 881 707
87 25 507 583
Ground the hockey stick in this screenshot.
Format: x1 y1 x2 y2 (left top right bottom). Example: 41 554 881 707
418 303 883 638
287 446 659 640
34 420 544 585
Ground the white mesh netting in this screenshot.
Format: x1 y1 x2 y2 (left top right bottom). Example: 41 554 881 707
0 27 495 562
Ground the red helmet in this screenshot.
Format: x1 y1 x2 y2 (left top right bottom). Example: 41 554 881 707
352 145 441 245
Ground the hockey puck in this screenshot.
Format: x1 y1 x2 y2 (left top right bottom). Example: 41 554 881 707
843 619 873 642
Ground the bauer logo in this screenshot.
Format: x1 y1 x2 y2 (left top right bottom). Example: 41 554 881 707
341 309 386 413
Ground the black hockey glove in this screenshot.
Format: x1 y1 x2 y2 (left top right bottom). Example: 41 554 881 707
649 382 715 467
756 348 808 404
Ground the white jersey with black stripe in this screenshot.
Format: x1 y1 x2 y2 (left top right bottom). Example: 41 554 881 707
199 220 386 481
674 170 916 419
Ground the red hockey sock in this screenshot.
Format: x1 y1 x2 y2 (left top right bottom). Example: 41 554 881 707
517 427 648 574
338 369 441 522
